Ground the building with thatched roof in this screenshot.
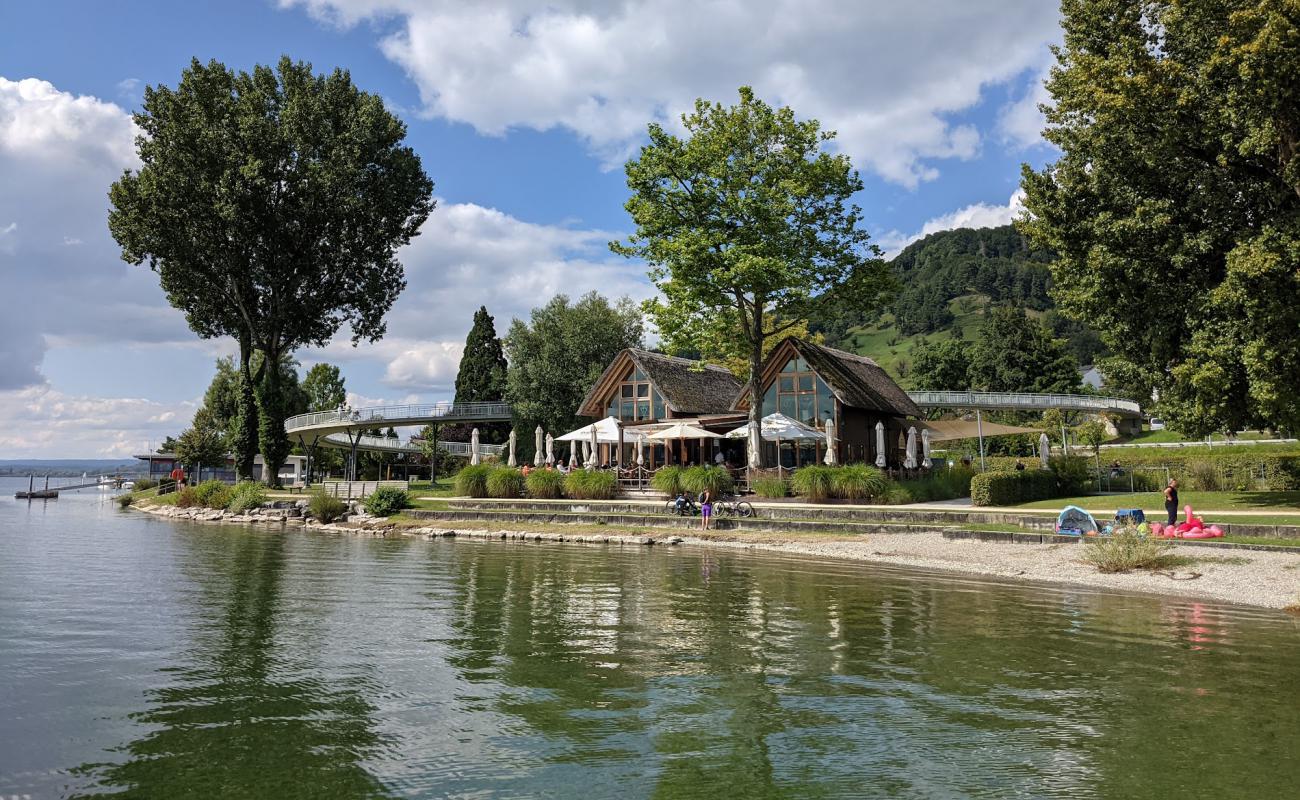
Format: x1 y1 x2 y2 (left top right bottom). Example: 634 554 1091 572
578 348 743 422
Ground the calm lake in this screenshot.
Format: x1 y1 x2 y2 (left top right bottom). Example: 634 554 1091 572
2 477 1298 799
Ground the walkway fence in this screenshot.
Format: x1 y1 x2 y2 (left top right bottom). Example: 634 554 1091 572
907 390 1141 415
318 480 410 500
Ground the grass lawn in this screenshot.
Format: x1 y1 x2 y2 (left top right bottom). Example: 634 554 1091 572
960 522 1300 549
1011 490 1300 514
409 477 458 499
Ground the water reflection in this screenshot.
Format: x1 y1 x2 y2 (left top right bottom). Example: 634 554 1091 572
73 527 394 799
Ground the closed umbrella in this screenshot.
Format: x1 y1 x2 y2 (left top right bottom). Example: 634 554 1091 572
904 426 918 469
823 418 837 465
1039 432 1050 470
588 423 598 469
545 433 555 466
470 428 481 466
747 418 762 469
534 425 544 467
569 442 579 469
616 422 625 469
636 434 645 467
507 429 517 467
875 422 887 468
921 428 932 468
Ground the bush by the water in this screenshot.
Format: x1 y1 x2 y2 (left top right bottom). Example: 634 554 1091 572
454 464 492 498
1083 527 1183 573
116 492 134 508
133 478 156 492
486 467 525 498
680 465 734 497
650 466 684 498
791 466 836 502
565 469 617 499
752 476 788 498
191 479 233 509
174 486 200 508
226 481 268 514
830 464 890 501
526 468 566 499
309 490 348 523
364 486 410 517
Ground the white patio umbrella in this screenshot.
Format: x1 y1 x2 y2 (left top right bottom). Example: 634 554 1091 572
726 413 821 471
545 433 555 465
507 429 517 467
823 417 837 465
875 422 887 468
588 424 598 470
569 442 579 469
650 421 722 467
921 428 932 468
904 426 918 469
1039 432 1050 469
534 425 544 467
556 416 622 443
470 428 481 466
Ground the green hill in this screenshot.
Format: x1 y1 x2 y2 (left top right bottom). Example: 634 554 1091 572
813 224 1105 387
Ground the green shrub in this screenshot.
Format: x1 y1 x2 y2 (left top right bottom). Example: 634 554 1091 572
970 469 1060 506
650 466 684 498
116 492 134 508
1083 527 1183 573
565 469 618 499
226 481 268 514
486 467 525 498
1183 460 1223 491
364 486 410 517
175 486 201 508
526 468 566 499
791 466 835 502
885 483 915 504
752 476 788 498
1048 456 1093 495
896 465 976 503
680 465 734 497
454 464 492 498
191 479 233 509
309 490 348 523
133 478 156 492
831 464 890 501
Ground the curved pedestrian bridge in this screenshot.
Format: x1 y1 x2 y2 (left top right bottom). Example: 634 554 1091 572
285 402 512 459
906 390 1141 416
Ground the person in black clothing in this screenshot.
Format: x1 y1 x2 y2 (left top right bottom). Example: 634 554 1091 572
1164 478 1180 526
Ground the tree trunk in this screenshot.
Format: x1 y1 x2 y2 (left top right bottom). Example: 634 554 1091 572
257 350 291 488
233 337 258 481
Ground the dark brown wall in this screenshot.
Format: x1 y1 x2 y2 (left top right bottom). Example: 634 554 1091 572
838 404 911 467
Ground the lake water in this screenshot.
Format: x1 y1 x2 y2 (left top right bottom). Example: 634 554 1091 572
2 477 1298 799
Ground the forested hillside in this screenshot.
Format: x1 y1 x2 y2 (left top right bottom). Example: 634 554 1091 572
811 225 1105 386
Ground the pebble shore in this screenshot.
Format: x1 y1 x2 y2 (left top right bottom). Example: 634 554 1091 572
135 502 1300 611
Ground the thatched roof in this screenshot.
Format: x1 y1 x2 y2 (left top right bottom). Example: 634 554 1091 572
733 337 922 418
578 349 743 418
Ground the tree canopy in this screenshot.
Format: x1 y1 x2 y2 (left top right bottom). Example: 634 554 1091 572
966 306 1080 394
1020 0 1300 435
504 292 643 460
910 339 973 391
109 56 434 482
454 307 508 403
614 87 893 465
302 363 346 412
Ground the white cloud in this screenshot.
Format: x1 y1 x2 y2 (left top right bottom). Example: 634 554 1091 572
876 189 1026 257
998 66 1053 149
282 0 1060 187
0 384 198 458
304 200 654 392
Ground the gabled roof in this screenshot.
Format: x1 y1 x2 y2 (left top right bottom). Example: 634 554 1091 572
578 349 744 418
733 337 922 418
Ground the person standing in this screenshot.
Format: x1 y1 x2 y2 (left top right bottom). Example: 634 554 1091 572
1164 478 1180 526
699 488 713 531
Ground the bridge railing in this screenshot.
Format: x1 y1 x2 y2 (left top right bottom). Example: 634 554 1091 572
286 402 513 433
906 390 1141 415
319 432 505 457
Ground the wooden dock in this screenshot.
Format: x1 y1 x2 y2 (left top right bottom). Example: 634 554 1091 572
14 475 124 499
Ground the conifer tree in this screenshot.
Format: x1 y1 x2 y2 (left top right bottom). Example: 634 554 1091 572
448 306 509 445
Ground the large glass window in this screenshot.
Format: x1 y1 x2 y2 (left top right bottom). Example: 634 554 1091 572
762 355 836 428
609 366 666 421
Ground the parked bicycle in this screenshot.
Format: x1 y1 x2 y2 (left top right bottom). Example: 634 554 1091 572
664 494 699 516
712 493 755 518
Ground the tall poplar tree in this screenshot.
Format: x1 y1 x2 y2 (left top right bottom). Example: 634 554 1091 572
449 306 509 445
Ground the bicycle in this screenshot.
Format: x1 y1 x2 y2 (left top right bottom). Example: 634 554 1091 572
663 497 699 516
713 494 755 518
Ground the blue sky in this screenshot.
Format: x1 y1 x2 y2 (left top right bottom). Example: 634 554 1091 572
0 0 1060 457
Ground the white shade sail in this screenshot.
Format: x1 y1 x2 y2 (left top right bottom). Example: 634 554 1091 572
724 413 823 442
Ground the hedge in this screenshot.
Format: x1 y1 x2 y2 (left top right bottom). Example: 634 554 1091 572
981 450 1300 491
971 469 1060 506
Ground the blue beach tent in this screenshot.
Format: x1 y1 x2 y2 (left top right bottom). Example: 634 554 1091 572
1055 505 1100 536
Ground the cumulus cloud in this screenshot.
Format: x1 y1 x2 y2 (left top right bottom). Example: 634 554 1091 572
304 200 654 392
876 190 1026 257
0 76 191 391
0 384 198 458
998 67 1054 150
282 0 1060 186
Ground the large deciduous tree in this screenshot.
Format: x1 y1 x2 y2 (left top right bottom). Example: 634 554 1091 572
1020 0 1300 436
910 339 973 391
504 292 644 461
301 363 347 412
109 56 434 483
967 306 1080 394
613 87 894 466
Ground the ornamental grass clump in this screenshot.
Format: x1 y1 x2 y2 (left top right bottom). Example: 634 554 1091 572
454 464 492 498
309 490 347 523
226 481 268 514
830 464 890 501
526 468 566 499
565 469 617 500
364 486 410 517
486 467 525 498
650 466 684 498
680 465 734 497
791 466 835 502
1083 527 1183 573
752 476 788 498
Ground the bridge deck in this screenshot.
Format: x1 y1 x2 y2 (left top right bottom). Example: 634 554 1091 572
906 390 1141 416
